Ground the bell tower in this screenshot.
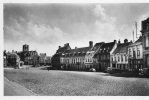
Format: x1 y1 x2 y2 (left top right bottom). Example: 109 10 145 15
23 44 29 52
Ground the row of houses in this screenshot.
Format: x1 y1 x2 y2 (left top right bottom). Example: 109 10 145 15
51 17 149 73
4 44 51 68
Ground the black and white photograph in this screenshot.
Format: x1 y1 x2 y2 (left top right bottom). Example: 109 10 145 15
2 1 149 97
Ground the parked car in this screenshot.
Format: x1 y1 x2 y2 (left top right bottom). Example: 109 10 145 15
139 68 149 77
107 67 121 74
89 68 96 72
106 67 112 73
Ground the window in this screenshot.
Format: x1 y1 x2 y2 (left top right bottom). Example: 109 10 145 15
147 55 149 66
129 49 131 57
111 57 113 62
137 48 140 57
133 49 136 58
118 56 120 62
107 55 110 60
145 35 149 47
104 55 106 60
125 55 127 62
86 58 87 62
121 55 123 62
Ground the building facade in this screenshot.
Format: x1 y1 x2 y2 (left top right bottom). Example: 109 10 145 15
39 53 47 65
24 51 38 65
17 44 39 66
51 43 71 69
45 56 51 65
96 40 117 71
60 41 92 71
128 36 143 72
141 17 149 69
111 39 131 71
6 50 21 68
85 42 104 71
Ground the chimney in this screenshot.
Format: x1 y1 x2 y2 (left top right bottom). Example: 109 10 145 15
89 41 93 48
75 46 77 49
113 40 117 43
64 43 69 47
12 50 14 53
59 46 61 49
118 39 121 44
124 39 128 44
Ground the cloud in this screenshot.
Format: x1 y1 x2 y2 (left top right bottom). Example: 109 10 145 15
27 22 68 44
93 4 106 20
4 4 149 56
91 5 119 42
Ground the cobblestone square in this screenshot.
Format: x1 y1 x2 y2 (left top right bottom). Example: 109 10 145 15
4 67 149 96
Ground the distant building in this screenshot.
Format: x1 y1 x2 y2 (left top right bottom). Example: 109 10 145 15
17 44 39 66
24 51 38 65
85 42 104 71
96 40 117 71
111 39 131 71
6 50 21 68
141 17 149 69
23 44 29 52
128 36 143 72
51 43 71 69
39 53 47 65
45 56 51 65
60 41 92 71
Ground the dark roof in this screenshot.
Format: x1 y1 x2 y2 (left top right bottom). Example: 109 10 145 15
134 36 142 43
56 43 71 53
142 17 149 23
62 47 90 57
7 52 20 58
113 42 131 54
99 41 115 53
90 42 104 51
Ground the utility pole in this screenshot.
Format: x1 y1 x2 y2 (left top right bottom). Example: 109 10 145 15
135 21 140 39
133 30 134 43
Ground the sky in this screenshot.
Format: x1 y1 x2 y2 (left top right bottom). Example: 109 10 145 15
4 3 149 56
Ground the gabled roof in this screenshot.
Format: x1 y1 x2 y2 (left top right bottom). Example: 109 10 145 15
128 36 142 47
90 42 104 51
62 47 90 57
134 36 142 43
99 41 115 53
113 42 131 54
7 52 20 58
56 43 71 53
